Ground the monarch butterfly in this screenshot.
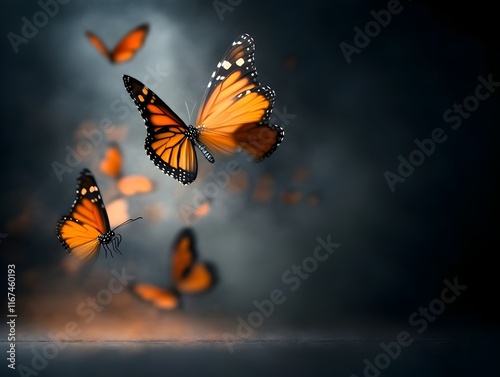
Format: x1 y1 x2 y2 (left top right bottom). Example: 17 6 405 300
56 169 142 265
123 33 285 185
131 228 216 310
86 23 149 64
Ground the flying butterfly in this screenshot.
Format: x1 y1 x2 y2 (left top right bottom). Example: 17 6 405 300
56 169 142 265
131 228 216 310
123 33 284 185
86 23 149 64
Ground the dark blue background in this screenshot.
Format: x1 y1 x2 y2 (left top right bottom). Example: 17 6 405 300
1 0 499 376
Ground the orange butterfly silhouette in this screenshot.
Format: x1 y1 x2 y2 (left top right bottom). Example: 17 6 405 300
56 169 141 265
86 24 149 64
123 33 284 185
131 228 216 310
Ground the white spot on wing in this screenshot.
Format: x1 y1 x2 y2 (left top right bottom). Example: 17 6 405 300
222 60 232 70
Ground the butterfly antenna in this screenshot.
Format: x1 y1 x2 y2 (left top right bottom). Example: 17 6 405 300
112 217 143 231
185 102 190 123
116 233 123 247
185 101 197 124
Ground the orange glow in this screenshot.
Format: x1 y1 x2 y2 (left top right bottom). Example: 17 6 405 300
292 167 309 183
226 171 249 194
107 198 130 228
117 175 154 196
307 193 322 206
252 174 273 203
280 190 303 205
195 201 211 218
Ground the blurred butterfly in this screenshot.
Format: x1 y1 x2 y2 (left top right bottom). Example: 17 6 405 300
99 143 155 196
123 33 284 185
56 169 142 265
86 23 149 64
117 176 154 196
279 190 302 205
131 228 216 310
292 167 309 183
100 143 123 178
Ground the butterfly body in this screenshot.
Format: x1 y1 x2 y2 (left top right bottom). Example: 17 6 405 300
124 33 284 185
97 231 116 245
185 125 216 163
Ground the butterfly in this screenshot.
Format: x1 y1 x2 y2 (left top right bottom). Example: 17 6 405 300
131 228 216 310
86 23 149 64
100 143 123 178
123 33 285 185
56 169 142 265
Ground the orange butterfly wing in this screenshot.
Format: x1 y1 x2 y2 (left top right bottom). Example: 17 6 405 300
100 143 123 178
85 32 111 61
117 175 154 196
57 169 112 264
171 228 216 294
196 34 284 160
111 24 149 63
123 75 199 184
